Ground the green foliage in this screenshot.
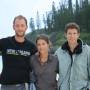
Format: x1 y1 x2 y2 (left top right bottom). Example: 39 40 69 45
80 32 90 45
36 11 41 30
42 0 90 32
27 0 90 50
26 31 90 51
29 0 90 33
29 18 35 32
0 51 2 55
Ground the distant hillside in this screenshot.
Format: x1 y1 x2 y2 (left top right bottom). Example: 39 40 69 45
26 30 90 51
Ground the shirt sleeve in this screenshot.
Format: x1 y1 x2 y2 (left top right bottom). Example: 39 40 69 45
0 39 3 52
55 55 59 73
29 55 36 83
87 45 90 89
30 56 33 71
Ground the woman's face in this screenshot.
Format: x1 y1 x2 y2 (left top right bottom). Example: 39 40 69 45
36 39 49 54
65 28 80 45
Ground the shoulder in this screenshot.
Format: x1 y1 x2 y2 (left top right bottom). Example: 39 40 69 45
0 36 12 44
85 44 90 49
49 54 59 62
81 44 90 59
25 39 36 46
82 44 90 52
30 54 38 64
50 54 57 59
31 54 37 60
25 39 37 54
0 36 10 41
25 39 37 49
55 46 63 55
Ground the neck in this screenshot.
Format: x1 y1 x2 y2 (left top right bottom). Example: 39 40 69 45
39 52 48 62
68 42 78 52
15 35 25 43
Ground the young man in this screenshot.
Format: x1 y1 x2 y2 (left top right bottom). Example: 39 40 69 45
55 22 90 90
0 15 37 90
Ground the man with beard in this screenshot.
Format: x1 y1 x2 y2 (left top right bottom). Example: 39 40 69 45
0 15 37 90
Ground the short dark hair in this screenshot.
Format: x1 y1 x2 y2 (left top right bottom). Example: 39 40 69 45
65 22 80 33
36 34 52 48
13 15 27 26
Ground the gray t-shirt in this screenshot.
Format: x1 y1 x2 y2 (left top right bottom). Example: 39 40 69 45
30 54 59 90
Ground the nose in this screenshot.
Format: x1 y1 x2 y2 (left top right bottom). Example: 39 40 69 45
18 26 24 31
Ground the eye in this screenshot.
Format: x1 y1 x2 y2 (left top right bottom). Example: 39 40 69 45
68 32 72 35
21 24 25 27
73 32 77 35
15 24 19 28
42 43 46 45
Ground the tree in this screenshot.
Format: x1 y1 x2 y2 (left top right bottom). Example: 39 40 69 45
46 12 53 32
30 0 90 33
43 14 47 31
68 0 73 14
51 1 59 31
36 11 41 30
29 18 35 32
74 0 80 24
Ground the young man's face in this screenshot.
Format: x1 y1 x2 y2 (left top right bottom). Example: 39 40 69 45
65 28 80 45
13 19 27 37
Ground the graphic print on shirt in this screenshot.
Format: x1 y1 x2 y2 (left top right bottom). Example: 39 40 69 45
6 49 31 56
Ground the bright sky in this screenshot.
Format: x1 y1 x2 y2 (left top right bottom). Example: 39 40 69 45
0 0 60 39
